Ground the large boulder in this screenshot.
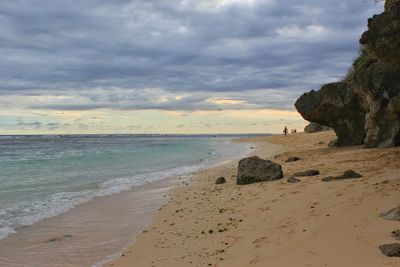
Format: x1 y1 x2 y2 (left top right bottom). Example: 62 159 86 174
295 1 400 148
236 156 283 185
304 122 331 133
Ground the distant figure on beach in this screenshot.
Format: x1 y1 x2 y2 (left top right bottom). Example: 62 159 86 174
283 126 288 137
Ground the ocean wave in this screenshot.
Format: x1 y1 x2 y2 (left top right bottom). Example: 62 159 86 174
0 136 254 242
0 163 204 241
0 226 16 240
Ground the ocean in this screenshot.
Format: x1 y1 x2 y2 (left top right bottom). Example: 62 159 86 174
0 134 252 241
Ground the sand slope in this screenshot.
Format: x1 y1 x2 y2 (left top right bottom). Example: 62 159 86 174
111 131 400 267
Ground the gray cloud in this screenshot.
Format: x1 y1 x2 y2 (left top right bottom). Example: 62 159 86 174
0 0 384 111
16 119 42 129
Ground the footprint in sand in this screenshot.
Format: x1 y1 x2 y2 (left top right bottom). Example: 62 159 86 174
259 206 270 212
249 255 262 264
252 236 269 248
305 250 317 256
287 229 297 237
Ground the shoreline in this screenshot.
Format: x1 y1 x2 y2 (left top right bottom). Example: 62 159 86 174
0 175 178 267
0 136 255 267
110 137 290 266
111 131 400 267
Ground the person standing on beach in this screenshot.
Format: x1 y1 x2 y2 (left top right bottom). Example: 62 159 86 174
283 126 288 136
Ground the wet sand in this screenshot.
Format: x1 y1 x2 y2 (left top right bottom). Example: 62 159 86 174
111 131 400 267
0 177 182 267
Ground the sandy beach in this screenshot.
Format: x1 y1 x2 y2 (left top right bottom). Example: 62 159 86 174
2 0 399 266
111 131 400 267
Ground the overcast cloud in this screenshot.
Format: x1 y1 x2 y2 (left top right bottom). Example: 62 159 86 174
0 0 384 111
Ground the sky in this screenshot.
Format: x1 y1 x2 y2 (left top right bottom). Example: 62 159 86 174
0 0 384 134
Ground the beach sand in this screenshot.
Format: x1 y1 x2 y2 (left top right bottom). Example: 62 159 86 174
0 178 177 267
110 131 400 267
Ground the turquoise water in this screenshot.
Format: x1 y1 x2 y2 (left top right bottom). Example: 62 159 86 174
0 134 251 240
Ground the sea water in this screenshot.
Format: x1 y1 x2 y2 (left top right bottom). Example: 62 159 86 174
0 134 252 241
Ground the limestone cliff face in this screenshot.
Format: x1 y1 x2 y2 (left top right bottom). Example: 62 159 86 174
295 0 400 148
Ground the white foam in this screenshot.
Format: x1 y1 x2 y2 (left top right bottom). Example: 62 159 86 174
0 138 251 242
0 163 204 241
0 226 16 240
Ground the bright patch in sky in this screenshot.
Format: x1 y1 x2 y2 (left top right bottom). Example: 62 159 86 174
276 24 329 39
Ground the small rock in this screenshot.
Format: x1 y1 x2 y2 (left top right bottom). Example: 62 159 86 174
391 230 400 240
215 177 226 184
321 170 362 182
46 234 72 243
321 176 335 182
287 176 301 183
293 170 320 177
285 157 301 162
379 243 400 257
381 205 400 221
304 122 331 133
328 140 337 147
341 170 362 179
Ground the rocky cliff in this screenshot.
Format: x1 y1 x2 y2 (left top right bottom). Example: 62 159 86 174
295 0 400 148
304 122 331 133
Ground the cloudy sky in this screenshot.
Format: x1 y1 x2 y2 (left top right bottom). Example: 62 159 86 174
0 0 383 134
